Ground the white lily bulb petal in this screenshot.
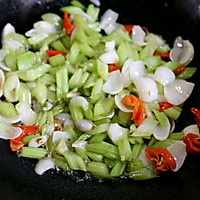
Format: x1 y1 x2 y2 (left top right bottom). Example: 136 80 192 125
0 115 21 124
104 22 122 35
164 79 194 105
1 23 15 44
52 131 69 145
156 94 167 102
74 119 93 132
136 117 159 134
153 117 170 141
28 135 48 148
0 60 11 71
105 41 115 52
121 58 134 87
0 49 9 61
57 113 74 128
102 70 123 95
115 94 133 113
72 141 88 150
182 124 199 136
138 144 154 167
133 77 158 102
35 157 55 175
34 21 57 32
16 101 37 126
132 25 147 46
0 126 22 140
167 141 187 172
130 60 146 81
5 40 24 50
3 72 20 102
99 50 119 64
0 69 5 97
153 66 175 86
107 123 128 145
70 96 88 111
100 9 119 29
90 0 100 6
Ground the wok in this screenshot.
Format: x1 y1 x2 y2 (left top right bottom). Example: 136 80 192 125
0 0 200 199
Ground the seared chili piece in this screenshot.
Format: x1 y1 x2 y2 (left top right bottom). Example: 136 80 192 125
10 126 39 151
108 63 120 73
183 133 200 154
46 50 67 57
63 11 74 35
145 148 176 173
191 107 200 127
174 65 186 75
123 24 148 34
153 51 170 60
159 102 173 112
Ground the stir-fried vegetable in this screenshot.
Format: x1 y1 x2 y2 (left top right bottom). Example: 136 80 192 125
0 0 199 181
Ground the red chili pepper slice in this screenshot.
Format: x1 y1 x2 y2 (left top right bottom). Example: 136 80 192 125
183 133 200 154
63 11 74 35
159 102 173 112
191 107 200 127
108 63 120 73
145 148 176 173
10 126 39 151
173 65 186 75
153 51 170 60
123 24 148 34
121 95 146 126
46 50 67 57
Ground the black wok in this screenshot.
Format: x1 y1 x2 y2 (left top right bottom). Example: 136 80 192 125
0 0 200 199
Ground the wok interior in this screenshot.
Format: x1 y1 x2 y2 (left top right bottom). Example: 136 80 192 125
0 0 200 199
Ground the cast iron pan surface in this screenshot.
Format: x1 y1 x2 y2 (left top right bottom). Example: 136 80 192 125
1 0 200 199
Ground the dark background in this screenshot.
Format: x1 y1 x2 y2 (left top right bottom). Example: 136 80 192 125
1 0 200 199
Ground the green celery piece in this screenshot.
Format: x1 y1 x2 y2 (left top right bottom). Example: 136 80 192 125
31 82 47 106
71 0 86 10
18 64 51 81
151 139 175 149
156 43 170 53
60 5 84 14
143 56 163 73
19 147 47 159
131 143 144 159
86 141 120 160
96 59 108 81
87 123 109 135
38 73 55 85
106 28 131 47
56 65 69 101
60 35 71 50
22 133 41 145
68 68 83 89
86 152 103 162
118 133 132 161
139 45 152 60
63 151 87 171
17 51 35 70
87 161 110 179
55 138 70 155
117 42 138 67
94 96 115 117
49 54 65 67
163 106 181 120
78 42 94 57
4 48 17 71
5 32 29 46
110 161 126 177
128 159 143 172
129 165 159 180
18 82 31 105
51 40 67 52
117 110 132 127
86 4 100 21
168 132 185 140
176 67 197 79
28 32 49 46
89 133 107 143
0 101 18 117
84 72 98 88
165 61 181 71
69 104 84 122
41 13 63 29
